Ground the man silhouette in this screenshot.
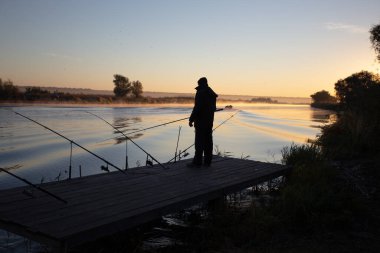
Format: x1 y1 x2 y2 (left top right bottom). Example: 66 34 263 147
188 77 218 167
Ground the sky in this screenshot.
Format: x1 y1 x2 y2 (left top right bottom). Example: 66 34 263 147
0 0 379 97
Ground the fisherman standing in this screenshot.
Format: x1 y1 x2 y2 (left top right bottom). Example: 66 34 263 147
188 77 218 167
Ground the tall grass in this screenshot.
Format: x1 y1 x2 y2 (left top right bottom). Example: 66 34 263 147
281 143 324 167
317 110 380 159
279 144 363 231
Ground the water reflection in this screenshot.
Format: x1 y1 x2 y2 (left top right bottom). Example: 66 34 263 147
113 116 142 132
112 116 143 144
115 133 144 144
310 109 334 124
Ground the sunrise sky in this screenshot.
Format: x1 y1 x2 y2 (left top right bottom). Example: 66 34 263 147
0 0 379 97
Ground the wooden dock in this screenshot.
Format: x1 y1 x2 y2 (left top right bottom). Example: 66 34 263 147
0 156 289 251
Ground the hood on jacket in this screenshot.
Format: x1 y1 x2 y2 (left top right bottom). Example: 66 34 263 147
195 83 218 98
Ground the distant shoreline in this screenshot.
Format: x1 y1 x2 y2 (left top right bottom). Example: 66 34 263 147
0 101 194 108
0 101 310 109
15 86 311 104
2 85 311 106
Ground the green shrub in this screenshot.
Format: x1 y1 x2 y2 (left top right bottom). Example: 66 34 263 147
281 143 324 167
278 143 365 233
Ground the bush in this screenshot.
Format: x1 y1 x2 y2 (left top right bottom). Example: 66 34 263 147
278 144 364 233
281 143 325 167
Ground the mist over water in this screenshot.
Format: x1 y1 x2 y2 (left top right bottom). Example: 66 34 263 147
0 104 332 190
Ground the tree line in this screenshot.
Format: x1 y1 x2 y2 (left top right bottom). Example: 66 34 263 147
0 74 144 102
310 22 380 158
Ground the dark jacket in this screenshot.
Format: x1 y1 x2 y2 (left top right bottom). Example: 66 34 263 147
189 83 218 128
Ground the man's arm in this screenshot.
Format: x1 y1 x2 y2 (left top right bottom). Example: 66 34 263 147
189 91 204 127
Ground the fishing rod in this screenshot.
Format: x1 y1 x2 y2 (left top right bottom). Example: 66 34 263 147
85 111 130 170
0 167 67 204
85 111 168 170
127 116 190 135
10 110 125 174
166 109 241 163
101 108 224 143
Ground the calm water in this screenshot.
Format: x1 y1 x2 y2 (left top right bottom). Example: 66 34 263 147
0 103 332 252
0 104 331 190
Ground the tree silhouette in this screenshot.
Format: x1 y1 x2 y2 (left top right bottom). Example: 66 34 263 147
310 90 336 104
334 71 380 112
318 71 380 157
131 80 143 98
0 78 19 100
370 23 380 62
113 74 131 98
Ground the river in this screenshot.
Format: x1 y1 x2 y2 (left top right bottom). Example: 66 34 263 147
0 103 332 252
0 103 331 190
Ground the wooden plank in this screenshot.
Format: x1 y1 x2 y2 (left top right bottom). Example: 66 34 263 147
59 164 288 244
1 159 279 231
0 157 235 213
0 156 289 248
2 158 271 223
39 163 283 237
1 164 277 236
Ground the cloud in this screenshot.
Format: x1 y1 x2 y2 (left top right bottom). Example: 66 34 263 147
45 52 82 61
325 22 368 34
